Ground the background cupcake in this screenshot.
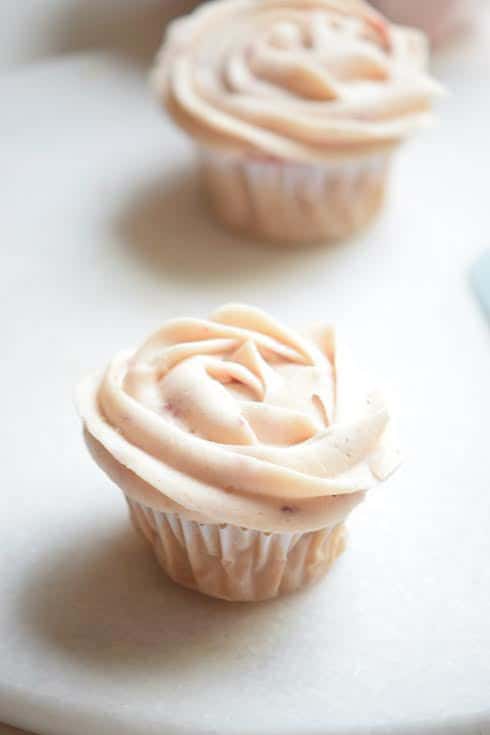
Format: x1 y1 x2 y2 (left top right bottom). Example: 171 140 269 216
369 0 478 48
153 0 441 245
77 304 400 602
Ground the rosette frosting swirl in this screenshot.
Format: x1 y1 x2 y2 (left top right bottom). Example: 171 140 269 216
154 0 440 161
78 305 400 532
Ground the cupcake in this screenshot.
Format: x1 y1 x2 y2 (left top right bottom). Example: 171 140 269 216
153 0 440 245
76 304 400 602
369 0 477 48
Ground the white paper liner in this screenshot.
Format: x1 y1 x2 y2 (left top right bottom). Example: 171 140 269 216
126 496 346 602
199 146 390 245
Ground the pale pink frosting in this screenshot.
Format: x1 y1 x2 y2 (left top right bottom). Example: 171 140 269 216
77 305 400 532
153 0 441 161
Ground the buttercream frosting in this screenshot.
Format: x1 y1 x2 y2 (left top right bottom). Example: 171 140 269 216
77 304 400 533
154 0 441 161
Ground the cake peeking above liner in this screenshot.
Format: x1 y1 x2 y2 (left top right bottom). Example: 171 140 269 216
154 0 442 160
77 304 400 532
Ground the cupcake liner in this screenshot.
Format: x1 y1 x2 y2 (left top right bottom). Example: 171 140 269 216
126 496 346 602
199 146 390 245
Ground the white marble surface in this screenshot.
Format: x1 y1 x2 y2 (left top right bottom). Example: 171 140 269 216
1 27 490 735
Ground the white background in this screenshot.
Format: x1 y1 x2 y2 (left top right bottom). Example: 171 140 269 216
1 3 489 735
0 0 198 71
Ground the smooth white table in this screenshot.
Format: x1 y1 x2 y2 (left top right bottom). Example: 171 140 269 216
1 29 489 735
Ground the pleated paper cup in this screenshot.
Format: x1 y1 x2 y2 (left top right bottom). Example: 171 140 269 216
126 496 346 602
199 146 391 245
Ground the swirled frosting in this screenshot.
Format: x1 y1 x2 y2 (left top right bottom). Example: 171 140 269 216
153 0 441 161
77 305 400 532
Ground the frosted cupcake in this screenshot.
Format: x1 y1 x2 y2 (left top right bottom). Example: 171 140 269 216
153 0 440 244
77 304 400 602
